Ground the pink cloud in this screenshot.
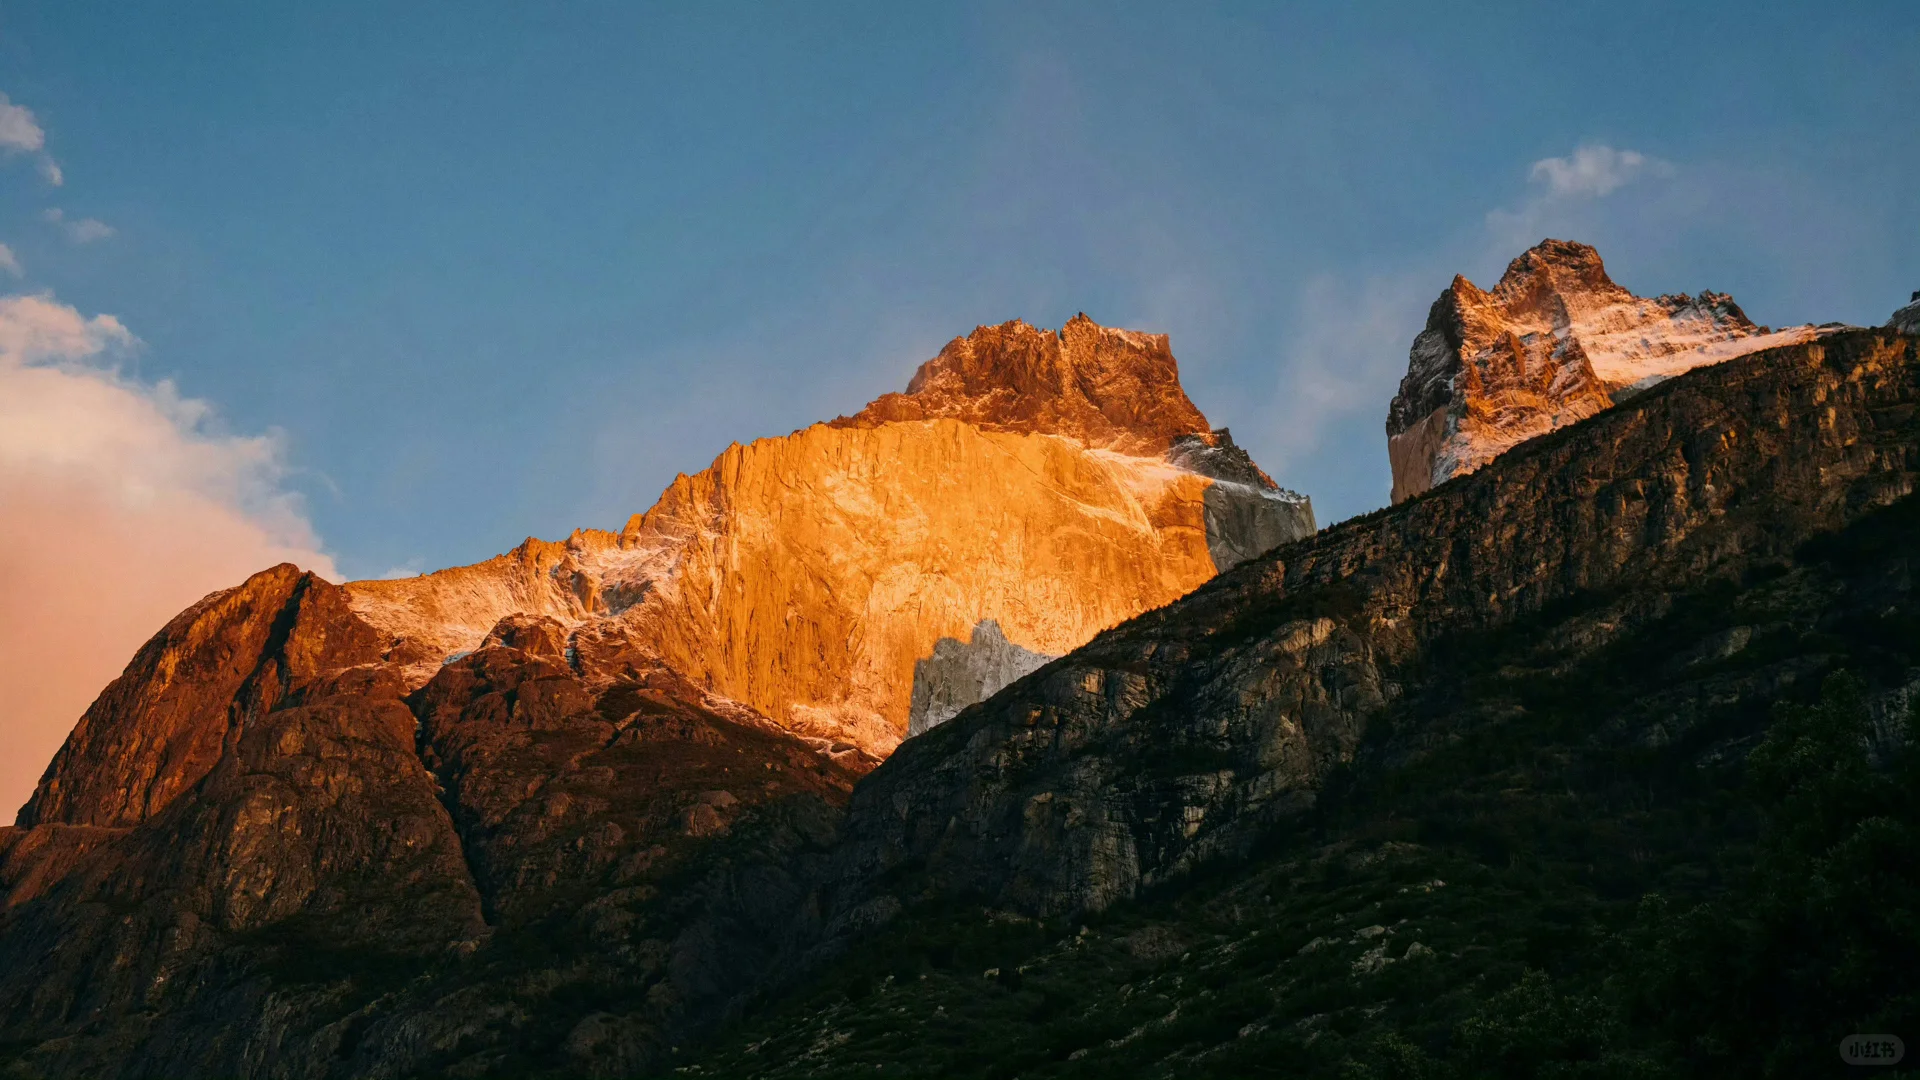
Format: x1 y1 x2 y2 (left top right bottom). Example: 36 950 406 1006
0 294 334 821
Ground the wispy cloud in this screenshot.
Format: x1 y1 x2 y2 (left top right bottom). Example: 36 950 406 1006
0 293 334 820
0 92 62 187
0 93 45 153
43 208 114 244
1486 142 1673 255
0 244 19 278
0 293 132 362
1528 145 1666 198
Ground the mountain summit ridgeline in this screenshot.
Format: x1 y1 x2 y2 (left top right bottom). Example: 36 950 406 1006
1385 239 1831 503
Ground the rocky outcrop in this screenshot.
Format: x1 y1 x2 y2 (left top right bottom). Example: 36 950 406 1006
347 317 1314 757
18 566 394 830
833 313 1212 454
907 620 1054 737
822 328 1920 921
1891 291 1920 335
0 576 863 1079
0 571 488 1077
1386 239 1829 503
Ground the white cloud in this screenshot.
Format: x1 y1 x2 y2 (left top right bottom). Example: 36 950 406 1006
0 93 62 186
1485 143 1673 256
0 93 46 153
0 244 19 278
42 208 114 244
68 218 112 243
0 293 131 362
1528 145 1657 197
0 293 335 821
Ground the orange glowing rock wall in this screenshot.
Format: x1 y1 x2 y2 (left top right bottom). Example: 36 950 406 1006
349 317 1314 756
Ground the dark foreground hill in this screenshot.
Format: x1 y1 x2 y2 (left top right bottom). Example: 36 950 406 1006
2 328 1917 1079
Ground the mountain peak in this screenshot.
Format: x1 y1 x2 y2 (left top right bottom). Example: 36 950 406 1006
835 315 1210 454
337 314 1312 762
1893 292 1920 334
1386 239 1824 503
1494 238 1616 291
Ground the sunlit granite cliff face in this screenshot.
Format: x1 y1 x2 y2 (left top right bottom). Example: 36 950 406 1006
348 314 1313 756
1385 239 1829 503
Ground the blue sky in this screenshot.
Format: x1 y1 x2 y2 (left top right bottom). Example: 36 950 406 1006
4 2 1917 579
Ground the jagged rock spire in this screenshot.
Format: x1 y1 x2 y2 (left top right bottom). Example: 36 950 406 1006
1385 238 1824 503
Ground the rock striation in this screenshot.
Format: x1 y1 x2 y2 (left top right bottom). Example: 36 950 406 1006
347 315 1313 754
1385 239 1829 503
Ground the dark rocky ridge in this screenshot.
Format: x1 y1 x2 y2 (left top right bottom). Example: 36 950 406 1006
690 353 1920 1078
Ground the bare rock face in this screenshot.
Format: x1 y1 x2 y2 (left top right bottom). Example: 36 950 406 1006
834 313 1211 453
0 577 862 1078
1385 239 1829 503
18 564 393 830
907 619 1054 737
1891 291 1920 335
347 316 1314 757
